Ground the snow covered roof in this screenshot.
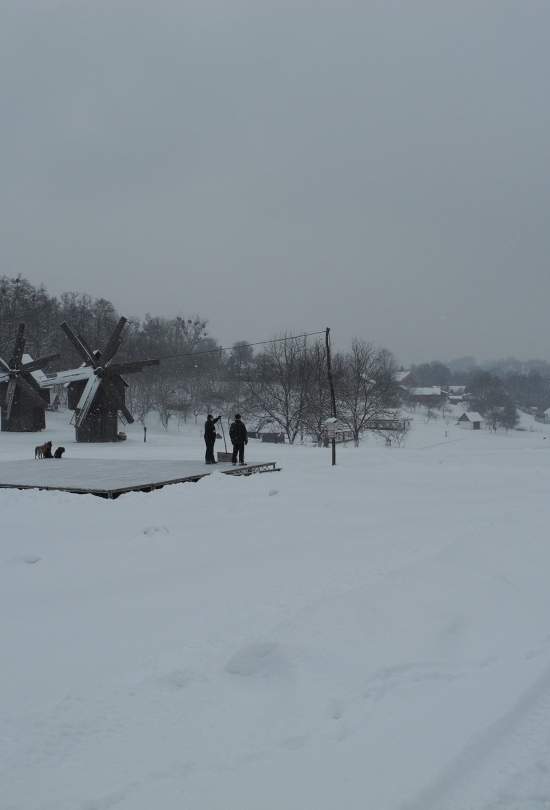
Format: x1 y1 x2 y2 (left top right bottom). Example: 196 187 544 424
448 385 466 394
544 407 550 416
395 370 412 383
410 386 442 397
459 411 483 422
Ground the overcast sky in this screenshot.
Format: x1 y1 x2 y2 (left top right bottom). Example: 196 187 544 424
1 1 549 363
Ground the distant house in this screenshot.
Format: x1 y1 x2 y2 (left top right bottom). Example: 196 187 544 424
408 386 445 407
249 420 286 443
457 411 483 430
395 370 416 389
446 385 466 404
535 407 550 424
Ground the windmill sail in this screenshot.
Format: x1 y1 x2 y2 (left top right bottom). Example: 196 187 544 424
75 375 102 428
57 316 161 441
0 324 59 432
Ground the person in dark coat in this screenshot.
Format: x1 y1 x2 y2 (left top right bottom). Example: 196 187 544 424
204 414 221 463
229 413 248 465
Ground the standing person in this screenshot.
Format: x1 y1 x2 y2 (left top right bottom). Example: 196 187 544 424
204 414 221 464
229 413 248 465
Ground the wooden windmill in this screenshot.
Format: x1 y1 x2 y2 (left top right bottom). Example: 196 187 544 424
0 323 60 432
43 316 159 442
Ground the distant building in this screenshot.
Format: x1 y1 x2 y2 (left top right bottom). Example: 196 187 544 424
535 407 550 424
249 419 286 443
446 385 466 403
408 386 445 407
395 370 416 389
457 411 483 430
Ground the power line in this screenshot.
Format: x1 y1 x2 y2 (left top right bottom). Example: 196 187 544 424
155 329 327 363
1 315 327 365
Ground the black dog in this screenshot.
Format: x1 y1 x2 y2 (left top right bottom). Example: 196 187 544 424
53 447 65 459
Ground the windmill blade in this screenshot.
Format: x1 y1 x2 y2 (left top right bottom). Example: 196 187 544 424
4 378 18 421
17 374 47 409
75 374 102 428
60 322 96 366
119 401 134 424
0 357 9 385
107 358 160 376
10 323 26 368
40 365 94 388
22 353 60 373
103 317 128 365
77 331 96 361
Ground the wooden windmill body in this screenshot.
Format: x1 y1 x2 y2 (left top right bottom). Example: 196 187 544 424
42 317 159 442
0 323 59 432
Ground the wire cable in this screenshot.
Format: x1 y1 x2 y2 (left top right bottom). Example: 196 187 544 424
154 329 327 363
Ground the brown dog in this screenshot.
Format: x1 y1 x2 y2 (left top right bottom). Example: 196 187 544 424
34 441 52 459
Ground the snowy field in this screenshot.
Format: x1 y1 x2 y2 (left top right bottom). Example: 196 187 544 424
3 409 550 809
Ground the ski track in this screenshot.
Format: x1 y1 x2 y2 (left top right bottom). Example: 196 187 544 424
401 656 550 810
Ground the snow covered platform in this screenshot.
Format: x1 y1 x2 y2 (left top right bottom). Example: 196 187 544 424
0 458 280 498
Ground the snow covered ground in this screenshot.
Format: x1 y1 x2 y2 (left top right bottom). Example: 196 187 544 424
3 409 550 809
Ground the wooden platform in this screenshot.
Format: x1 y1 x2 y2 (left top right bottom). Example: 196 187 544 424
0 458 280 498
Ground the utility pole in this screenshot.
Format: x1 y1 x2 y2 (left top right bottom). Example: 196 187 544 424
325 327 337 466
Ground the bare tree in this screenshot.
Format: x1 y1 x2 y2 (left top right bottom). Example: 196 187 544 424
337 340 398 446
301 340 332 442
245 335 310 443
152 377 175 430
126 374 157 424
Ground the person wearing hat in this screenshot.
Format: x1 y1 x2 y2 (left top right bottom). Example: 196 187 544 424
204 414 221 464
229 413 248 465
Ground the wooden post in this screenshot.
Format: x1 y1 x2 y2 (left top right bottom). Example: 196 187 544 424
144 425 147 443
325 327 337 466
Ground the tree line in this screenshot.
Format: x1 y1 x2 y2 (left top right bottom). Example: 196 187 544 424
0 276 401 444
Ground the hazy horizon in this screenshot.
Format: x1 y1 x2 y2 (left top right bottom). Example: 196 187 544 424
2 1 550 364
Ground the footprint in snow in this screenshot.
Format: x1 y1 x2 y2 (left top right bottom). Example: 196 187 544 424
80 783 139 810
225 642 288 678
7 555 42 566
142 526 170 537
327 698 345 720
362 661 460 702
281 734 308 750
525 635 550 661
156 669 206 691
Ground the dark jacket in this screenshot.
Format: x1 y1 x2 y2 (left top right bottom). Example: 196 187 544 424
204 416 220 441
229 419 248 445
